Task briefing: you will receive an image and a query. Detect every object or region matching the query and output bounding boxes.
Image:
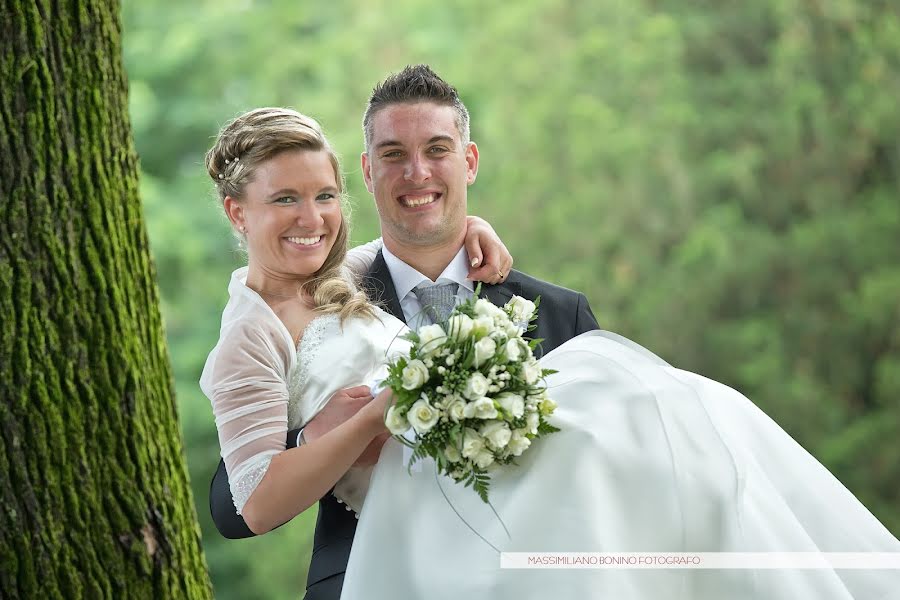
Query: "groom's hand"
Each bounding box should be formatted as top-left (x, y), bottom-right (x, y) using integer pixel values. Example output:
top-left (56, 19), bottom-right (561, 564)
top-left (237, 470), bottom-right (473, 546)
top-left (303, 385), bottom-right (387, 465)
top-left (303, 385), bottom-right (373, 441)
top-left (356, 432), bottom-right (391, 466)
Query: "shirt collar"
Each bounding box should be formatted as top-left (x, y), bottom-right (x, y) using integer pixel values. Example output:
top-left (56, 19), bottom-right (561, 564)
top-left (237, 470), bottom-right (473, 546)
top-left (382, 245), bottom-right (475, 300)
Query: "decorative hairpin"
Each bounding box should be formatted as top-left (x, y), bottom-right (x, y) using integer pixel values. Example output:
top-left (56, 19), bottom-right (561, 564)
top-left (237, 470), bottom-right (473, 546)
top-left (219, 156), bottom-right (240, 180)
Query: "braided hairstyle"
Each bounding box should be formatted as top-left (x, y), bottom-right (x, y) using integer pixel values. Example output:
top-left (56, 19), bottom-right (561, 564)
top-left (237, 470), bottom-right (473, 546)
top-left (206, 107), bottom-right (374, 321)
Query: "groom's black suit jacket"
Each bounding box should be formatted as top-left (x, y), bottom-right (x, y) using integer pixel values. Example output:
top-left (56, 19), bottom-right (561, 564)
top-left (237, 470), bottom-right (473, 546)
top-left (209, 250), bottom-right (599, 599)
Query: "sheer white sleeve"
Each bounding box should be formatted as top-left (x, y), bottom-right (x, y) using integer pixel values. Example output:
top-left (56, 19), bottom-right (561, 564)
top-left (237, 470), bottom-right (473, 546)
top-left (344, 237), bottom-right (382, 277)
top-left (200, 321), bottom-right (293, 515)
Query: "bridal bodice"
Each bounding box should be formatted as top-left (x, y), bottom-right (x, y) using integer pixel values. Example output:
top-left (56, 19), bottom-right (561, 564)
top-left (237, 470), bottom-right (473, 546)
top-left (286, 311), bottom-right (409, 430)
top-left (287, 310), bottom-right (410, 513)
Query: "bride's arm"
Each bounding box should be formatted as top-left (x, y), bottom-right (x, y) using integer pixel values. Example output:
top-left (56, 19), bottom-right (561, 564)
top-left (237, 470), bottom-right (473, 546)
top-left (344, 237), bottom-right (382, 277)
top-left (203, 322), bottom-right (392, 535)
top-left (343, 216), bottom-right (514, 282)
top-left (241, 389), bottom-right (391, 534)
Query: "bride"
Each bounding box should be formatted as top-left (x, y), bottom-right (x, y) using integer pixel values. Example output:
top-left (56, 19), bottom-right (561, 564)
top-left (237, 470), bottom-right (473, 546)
top-left (201, 107), bottom-right (899, 599)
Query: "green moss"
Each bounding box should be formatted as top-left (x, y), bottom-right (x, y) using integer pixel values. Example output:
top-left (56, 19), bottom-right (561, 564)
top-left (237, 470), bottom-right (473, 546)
top-left (0, 1), bottom-right (212, 597)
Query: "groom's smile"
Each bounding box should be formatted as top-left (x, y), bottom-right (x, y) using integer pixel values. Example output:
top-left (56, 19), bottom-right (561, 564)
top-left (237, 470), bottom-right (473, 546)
top-left (398, 190), bottom-right (441, 208)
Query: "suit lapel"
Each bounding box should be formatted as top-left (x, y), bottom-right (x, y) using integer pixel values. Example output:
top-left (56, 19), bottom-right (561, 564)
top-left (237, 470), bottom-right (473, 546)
top-left (361, 250), bottom-right (407, 324)
top-left (479, 280), bottom-right (520, 307)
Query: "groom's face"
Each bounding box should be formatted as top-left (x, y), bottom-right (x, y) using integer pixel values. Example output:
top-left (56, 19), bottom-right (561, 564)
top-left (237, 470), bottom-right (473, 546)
top-left (362, 102), bottom-right (478, 249)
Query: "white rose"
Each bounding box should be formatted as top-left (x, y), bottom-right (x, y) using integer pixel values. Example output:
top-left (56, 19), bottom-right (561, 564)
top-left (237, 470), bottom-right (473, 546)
top-left (385, 405), bottom-right (410, 435)
top-left (496, 392), bottom-right (525, 418)
top-left (463, 372), bottom-right (490, 400)
top-left (504, 339), bottom-right (524, 362)
top-left (472, 315), bottom-right (495, 338)
top-left (479, 420), bottom-right (512, 450)
top-left (504, 319), bottom-right (523, 339)
top-left (539, 395), bottom-right (558, 416)
top-left (506, 296), bottom-right (537, 323)
top-left (463, 397), bottom-right (499, 419)
top-left (522, 360), bottom-right (542, 384)
top-left (508, 430), bottom-right (532, 456)
top-left (474, 298), bottom-right (505, 319)
top-left (401, 359), bottom-right (429, 390)
top-left (407, 397), bottom-right (440, 434)
top-left (447, 399), bottom-right (467, 422)
top-left (444, 444), bottom-right (462, 463)
top-left (490, 331), bottom-right (508, 347)
top-left (528, 388), bottom-right (547, 409)
top-left (525, 410), bottom-right (540, 434)
top-left (447, 314), bottom-right (474, 341)
top-left (473, 449), bottom-right (495, 468)
top-left (473, 337), bottom-right (497, 368)
top-left (461, 428), bottom-right (484, 458)
top-left (417, 324), bottom-right (447, 355)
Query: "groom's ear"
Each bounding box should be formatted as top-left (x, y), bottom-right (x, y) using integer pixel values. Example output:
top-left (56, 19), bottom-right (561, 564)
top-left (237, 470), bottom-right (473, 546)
top-left (361, 152), bottom-right (375, 194)
top-left (465, 142), bottom-right (479, 185)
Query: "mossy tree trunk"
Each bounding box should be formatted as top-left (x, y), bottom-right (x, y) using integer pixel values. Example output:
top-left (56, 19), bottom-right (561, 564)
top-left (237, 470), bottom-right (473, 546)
top-left (0, 1), bottom-right (212, 598)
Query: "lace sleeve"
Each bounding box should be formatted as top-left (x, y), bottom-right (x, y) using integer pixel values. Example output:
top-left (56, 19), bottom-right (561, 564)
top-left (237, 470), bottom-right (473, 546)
top-left (345, 237), bottom-right (383, 277)
top-left (200, 321), bottom-right (292, 515)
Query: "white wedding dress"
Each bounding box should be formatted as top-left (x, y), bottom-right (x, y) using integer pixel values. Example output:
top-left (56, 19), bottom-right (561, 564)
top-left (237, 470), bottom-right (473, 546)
top-left (321, 315), bottom-right (899, 600)
top-left (202, 266), bottom-right (899, 599)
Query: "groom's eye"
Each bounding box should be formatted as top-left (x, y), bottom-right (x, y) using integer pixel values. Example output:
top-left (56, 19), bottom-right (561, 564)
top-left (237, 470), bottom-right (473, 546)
top-left (382, 149), bottom-right (403, 159)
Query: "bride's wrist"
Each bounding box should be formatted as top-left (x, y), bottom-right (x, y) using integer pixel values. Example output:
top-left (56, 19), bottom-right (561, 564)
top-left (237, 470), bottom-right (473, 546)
top-left (356, 403), bottom-right (388, 439)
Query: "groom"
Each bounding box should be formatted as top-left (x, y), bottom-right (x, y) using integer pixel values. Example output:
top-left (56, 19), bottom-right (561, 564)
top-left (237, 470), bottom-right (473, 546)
top-left (209, 65), bottom-right (599, 599)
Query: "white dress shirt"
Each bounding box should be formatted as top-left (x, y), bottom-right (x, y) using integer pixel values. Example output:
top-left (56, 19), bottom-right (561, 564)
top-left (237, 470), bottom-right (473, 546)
top-left (381, 245), bottom-right (475, 329)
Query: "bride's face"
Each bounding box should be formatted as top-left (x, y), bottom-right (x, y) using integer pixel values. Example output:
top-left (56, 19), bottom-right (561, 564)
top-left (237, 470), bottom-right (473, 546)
top-left (226, 149), bottom-right (342, 288)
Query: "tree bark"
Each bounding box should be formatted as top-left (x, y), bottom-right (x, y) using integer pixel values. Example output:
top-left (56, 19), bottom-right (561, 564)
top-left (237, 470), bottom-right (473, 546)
top-left (0, 1), bottom-right (212, 597)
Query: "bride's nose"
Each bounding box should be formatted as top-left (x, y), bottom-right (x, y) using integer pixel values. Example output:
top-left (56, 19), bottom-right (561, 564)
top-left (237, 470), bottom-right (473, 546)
top-left (295, 200), bottom-right (325, 228)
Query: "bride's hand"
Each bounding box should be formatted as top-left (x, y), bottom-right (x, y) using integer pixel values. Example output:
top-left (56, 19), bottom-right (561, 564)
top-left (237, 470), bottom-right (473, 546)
top-left (464, 216), bottom-right (513, 285)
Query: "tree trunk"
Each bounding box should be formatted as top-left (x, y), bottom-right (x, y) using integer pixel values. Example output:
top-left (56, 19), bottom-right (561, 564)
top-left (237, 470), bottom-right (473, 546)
top-left (0, 1), bottom-right (212, 597)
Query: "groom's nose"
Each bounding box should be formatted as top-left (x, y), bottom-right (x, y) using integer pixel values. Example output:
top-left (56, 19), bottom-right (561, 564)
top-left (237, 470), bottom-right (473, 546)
top-left (403, 154), bottom-right (431, 183)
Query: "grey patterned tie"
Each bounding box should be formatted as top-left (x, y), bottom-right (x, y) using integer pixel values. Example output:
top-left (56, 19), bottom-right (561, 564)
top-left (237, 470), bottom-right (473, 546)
top-left (413, 282), bottom-right (458, 323)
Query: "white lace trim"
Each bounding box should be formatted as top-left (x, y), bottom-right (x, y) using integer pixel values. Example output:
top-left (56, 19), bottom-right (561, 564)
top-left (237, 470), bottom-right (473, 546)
top-left (287, 314), bottom-right (340, 428)
top-left (232, 456), bottom-right (273, 515)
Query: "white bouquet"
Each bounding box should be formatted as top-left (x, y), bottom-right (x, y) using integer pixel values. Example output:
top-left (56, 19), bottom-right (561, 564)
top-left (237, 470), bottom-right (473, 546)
top-left (383, 291), bottom-right (559, 502)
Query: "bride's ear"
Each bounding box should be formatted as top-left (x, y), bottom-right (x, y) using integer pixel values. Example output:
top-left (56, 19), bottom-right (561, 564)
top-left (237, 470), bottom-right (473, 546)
top-left (223, 196), bottom-right (246, 232)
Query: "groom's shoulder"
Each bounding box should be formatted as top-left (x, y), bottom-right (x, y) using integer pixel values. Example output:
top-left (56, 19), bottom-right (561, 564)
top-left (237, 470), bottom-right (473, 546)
top-left (505, 269), bottom-right (587, 305)
top-left (502, 269), bottom-right (600, 335)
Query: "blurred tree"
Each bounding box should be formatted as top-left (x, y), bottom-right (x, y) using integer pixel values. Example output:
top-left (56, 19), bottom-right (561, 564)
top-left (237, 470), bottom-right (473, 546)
top-left (0, 1), bottom-right (211, 597)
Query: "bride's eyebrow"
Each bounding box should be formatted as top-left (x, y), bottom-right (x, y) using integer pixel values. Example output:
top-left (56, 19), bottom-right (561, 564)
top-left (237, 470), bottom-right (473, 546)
top-left (268, 187), bottom-right (301, 198)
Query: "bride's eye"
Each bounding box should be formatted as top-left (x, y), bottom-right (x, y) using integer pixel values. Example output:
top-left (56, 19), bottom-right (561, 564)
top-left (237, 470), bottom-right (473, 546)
top-left (316, 193), bottom-right (336, 202)
top-left (274, 196), bottom-right (296, 204)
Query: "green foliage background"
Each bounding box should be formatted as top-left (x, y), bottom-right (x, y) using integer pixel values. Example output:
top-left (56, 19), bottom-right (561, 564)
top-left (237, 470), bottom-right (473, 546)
top-left (122, 1), bottom-right (900, 597)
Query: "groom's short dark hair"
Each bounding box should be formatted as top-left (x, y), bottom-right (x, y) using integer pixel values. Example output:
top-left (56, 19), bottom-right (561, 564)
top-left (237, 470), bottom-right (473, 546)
top-left (363, 64), bottom-right (470, 150)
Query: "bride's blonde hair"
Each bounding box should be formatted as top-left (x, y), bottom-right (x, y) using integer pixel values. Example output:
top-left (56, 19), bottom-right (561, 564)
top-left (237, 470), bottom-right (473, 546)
top-left (206, 107), bottom-right (374, 321)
